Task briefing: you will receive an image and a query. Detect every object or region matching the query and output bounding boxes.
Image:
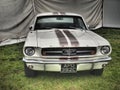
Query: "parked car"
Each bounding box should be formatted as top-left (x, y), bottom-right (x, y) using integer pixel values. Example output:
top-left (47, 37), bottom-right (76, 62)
top-left (23, 12), bottom-right (112, 77)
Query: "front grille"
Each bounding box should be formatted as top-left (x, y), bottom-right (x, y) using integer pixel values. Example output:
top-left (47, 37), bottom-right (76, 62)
top-left (41, 47), bottom-right (97, 56)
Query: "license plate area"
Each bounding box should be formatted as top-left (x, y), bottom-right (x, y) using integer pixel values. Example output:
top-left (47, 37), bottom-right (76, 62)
top-left (61, 64), bottom-right (77, 73)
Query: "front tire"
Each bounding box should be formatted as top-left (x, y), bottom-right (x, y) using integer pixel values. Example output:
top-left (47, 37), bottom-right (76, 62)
top-left (24, 63), bottom-right (38, 77)
top-left (90, 68), bottom-right (104, 76)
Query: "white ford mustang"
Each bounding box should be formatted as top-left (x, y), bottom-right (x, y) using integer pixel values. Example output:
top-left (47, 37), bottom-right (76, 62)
top-left (23, 12), bottom-right (112, 77)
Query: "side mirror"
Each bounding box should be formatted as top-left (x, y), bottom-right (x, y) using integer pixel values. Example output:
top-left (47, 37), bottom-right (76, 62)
top-left (87, 25), bottom-right (94, 30)
top-left (29, 25), bottom-right (33, 30)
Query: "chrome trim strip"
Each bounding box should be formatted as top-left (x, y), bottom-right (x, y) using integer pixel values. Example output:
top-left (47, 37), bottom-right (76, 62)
top-left (23, 57), bottom-right (112, 64)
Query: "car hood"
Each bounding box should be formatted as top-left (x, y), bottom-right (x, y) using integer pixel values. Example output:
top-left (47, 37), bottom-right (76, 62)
top-left (25, 29), bottom-right (110, 48)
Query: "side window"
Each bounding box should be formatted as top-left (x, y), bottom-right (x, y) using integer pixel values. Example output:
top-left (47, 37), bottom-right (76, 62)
top-left (78, 18), bottom-right (87, 30)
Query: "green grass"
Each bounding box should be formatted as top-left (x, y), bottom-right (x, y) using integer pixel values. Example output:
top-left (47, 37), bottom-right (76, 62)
top-left (0, 29), bottom-right (120, 90)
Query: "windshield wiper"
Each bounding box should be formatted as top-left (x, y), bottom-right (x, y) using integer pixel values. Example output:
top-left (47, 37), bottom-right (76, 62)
top-left (68, 26), bottom-right (77, 29)
top-left (39, 27), bottom-right (54, 29)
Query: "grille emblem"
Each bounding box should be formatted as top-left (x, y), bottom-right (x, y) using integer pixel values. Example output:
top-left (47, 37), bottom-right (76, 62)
top-left (62, 49), bottom-right (77, 56)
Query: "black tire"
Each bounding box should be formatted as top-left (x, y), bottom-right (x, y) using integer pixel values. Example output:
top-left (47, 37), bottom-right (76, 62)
top-left (24, 63), bottom-right (38, 77)
top-left (90, 68), bottom-right (104, 76)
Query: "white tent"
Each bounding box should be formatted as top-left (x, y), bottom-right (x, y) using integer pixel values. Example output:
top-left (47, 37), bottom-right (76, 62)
top-left (0, 0), bottom-right (120, 46)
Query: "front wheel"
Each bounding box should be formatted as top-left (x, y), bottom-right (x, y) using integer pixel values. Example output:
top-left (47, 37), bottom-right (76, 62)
top-left (24, 63), bottom-right (38, 77)
top-left (90, 68), bottom-right (104, 76)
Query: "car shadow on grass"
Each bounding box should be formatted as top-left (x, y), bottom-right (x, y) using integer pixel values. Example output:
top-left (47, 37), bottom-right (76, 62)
top-left (35, 70), bottom-right (94, 78)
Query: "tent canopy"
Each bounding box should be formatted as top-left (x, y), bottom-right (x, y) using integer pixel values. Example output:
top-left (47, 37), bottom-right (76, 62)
top-left (0, 0), bottom-right (120, 46)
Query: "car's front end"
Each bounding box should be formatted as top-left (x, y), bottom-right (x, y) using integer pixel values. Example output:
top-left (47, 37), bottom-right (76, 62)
top-left (23, 46), bottom-right (111, 72)
top-left (23, 12), bottom-right (112, 77)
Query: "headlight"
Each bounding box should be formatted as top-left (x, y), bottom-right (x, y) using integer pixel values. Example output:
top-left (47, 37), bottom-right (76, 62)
top-left (100, 46), bottom-right (110, 55)
top-left (25, 47), bottom-right (35, 56)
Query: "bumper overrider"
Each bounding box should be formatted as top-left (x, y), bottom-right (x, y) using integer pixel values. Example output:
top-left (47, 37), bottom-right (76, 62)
top-left (23, 56), bottom-right (111, 72)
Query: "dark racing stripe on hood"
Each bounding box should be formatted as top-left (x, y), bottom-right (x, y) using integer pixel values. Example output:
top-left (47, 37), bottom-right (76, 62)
top-left (63, 30), bottom-right (79, 46)
top-left (55, 30), bottom-right (68, 47)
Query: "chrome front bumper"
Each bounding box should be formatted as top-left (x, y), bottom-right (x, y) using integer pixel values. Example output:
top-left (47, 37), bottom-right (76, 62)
top-left (23, 56), bottom-right (111, 72)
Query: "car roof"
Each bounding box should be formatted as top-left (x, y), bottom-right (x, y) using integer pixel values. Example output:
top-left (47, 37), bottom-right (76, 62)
top-left (36, 12), bottom-right (82, 17)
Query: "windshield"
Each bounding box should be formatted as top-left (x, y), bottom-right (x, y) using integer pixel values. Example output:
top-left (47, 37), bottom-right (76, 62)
top-left (34, 16), bottom-right (87, 30)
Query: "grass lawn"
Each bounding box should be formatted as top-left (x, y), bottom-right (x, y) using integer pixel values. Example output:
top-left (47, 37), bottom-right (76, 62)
top-left (0, 29), bottom-right (120, 90)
